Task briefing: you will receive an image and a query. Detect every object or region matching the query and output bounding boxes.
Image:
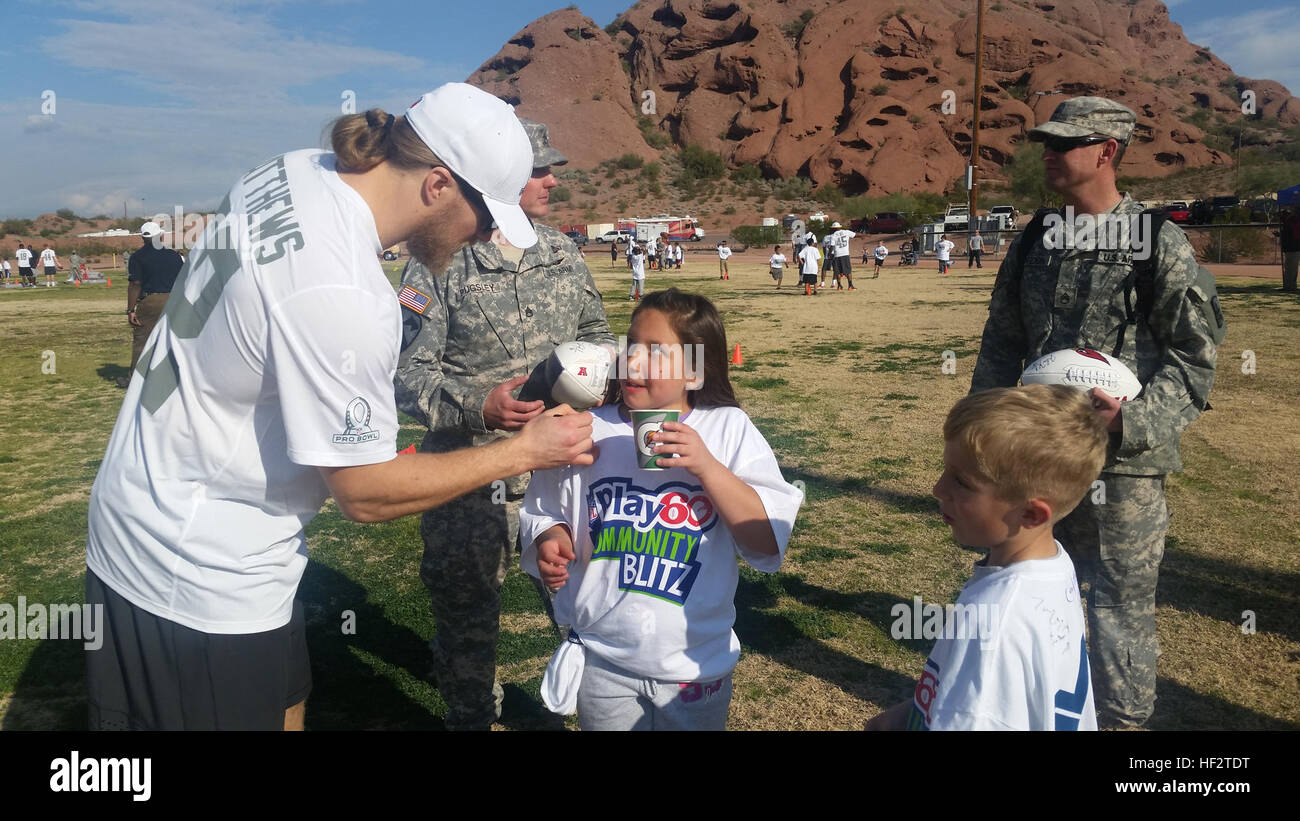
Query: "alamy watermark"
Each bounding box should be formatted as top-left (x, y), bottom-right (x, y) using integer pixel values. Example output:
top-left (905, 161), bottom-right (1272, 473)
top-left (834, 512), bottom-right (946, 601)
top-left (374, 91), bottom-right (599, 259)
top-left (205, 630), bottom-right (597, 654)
top-left (0, 597), bottom-right (104, 650)
top-left (1040, 207), bottom-right (1157, 260)
top-left (891, 595), bottom-right (999, 641)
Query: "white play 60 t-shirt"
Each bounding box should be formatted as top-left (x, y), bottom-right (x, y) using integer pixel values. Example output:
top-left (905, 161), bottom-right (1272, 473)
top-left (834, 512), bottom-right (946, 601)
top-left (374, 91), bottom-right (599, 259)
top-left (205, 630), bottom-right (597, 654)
top-left (87, 150), bottom-right (400, 634)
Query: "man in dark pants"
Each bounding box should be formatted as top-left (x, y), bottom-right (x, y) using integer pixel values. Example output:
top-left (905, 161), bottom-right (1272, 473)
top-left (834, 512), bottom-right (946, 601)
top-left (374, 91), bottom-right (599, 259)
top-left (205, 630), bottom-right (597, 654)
top-left (1280, 206), bottom-right (1299, 292)
top-left (967, 231), bottom-right (983, 268)
top-left (119, 221), bottom-right (185, 387)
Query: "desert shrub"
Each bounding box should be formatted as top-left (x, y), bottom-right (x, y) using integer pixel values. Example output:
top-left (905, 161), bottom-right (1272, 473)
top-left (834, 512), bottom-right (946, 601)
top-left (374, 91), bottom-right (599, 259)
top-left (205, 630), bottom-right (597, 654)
top-left (732, 225), bottom-right (782, 246)
top-left (616, 153), bottom-right (644, 170)
top-left (679, 144), bottom-right (725, 181)
top-left (551, 186), bottom-right (572, 202)
top-left (784, 9), bottom-right (814, 40)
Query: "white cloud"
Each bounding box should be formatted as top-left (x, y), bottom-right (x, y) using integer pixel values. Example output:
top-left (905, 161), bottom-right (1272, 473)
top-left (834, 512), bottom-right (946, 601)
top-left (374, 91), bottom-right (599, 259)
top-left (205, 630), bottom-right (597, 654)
top-left (40, 0), bottom-right (429, 107)
top-left (1186, 7), bottom-right (1300, 97)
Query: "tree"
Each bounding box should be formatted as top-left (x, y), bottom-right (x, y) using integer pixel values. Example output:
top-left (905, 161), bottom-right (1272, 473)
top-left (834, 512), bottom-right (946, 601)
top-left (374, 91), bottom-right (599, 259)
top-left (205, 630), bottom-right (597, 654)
top-left (1006, 142), bottom-right (1060, 208)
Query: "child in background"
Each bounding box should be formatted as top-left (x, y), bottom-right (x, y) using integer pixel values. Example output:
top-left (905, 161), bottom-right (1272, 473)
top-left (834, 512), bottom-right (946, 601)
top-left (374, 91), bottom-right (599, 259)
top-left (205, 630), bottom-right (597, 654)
top-left (520, 288), bottom-right (803, 730)
top-left (768, 245), bottom-right (787, 289)
top-left (717, 241), bottom-right (731, 280)
top-left (866, 384), bottom-right (1106, 731)
top-left (797, 239), bottom-right (821, 296)
top-left (629, 243), bottom-right (646, 301)
top-left (873, 241), bottom-right (888, 278)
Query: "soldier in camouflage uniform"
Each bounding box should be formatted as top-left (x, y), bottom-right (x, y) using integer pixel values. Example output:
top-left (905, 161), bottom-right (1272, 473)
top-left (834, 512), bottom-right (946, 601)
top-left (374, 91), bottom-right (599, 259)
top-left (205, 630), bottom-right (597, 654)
top-left (395, 120), bottom-right (615, 730)
top-left (970, 98), bottom-right (1220, 727)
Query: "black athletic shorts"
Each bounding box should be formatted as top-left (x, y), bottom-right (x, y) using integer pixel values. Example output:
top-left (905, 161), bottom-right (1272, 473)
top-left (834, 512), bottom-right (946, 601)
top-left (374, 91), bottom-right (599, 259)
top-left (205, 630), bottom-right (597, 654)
top-left (85, 569), bottom-right (311, 730)
top-left (833, 256), bottom-right (852, 275)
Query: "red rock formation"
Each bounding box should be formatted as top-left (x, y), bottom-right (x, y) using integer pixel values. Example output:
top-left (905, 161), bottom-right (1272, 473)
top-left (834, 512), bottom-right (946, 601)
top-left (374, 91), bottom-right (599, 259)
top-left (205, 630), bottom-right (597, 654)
top-left (468, 0), bottom-right (1297, 194)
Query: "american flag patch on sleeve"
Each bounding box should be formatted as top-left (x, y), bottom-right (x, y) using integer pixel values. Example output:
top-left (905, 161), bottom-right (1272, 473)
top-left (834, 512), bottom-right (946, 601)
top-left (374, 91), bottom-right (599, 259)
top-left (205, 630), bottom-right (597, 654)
top-left (398, 286), bottom-right (431, 314)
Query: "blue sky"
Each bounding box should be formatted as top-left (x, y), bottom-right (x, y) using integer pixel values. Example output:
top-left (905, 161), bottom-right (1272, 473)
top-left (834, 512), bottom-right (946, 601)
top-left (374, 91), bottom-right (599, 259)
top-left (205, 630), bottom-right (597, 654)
top-left (1, 0), bottom-right (1295, 218)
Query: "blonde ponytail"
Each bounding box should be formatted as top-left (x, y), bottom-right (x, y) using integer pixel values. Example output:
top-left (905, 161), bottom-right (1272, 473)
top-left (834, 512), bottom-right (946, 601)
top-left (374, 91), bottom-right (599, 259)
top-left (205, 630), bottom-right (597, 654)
top-left (330, 107), bottom-right (442, 173)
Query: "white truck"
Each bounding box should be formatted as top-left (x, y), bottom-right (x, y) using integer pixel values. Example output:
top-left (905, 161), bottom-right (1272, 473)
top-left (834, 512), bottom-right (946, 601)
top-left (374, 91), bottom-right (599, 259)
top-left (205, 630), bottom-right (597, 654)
top-left (943, 205), bottom-right (969, 233)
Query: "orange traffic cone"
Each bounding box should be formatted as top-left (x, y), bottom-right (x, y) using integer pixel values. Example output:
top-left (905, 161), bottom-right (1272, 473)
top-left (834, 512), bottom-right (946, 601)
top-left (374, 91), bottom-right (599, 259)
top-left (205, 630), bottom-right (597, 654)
top-left (73, 279), bottom-right (80, 287)
top-left (730, 343), bottom-right (743, 366)
top-left (106, 277), bottom-right (112, 287)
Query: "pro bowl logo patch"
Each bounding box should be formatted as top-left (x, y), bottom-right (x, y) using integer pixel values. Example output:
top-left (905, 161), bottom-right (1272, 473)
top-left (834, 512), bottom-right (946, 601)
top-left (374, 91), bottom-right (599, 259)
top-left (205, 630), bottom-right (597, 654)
top-left (333, 396), bottom-right (381, 444)
top-left (585, 477), bottom-right (718, 606)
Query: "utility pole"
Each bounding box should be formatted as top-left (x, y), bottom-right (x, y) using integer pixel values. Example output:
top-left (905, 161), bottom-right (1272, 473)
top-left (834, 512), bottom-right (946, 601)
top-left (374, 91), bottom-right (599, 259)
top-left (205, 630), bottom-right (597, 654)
top-left (969, 0), bottom-right (985, 229)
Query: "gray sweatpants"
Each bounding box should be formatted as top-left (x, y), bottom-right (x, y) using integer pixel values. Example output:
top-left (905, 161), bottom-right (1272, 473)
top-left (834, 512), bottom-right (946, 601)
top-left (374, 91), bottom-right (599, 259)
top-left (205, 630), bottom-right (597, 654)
top-left (577, 652), bottom-right (732, 731)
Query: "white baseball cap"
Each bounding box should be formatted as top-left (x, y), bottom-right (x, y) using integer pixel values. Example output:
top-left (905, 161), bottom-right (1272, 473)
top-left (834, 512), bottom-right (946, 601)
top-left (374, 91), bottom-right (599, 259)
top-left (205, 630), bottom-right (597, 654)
top-left (404, 83), bottom-right (537, 249)
top-left (831, 221), bottom-right (842, 228)
top-left (140, 221), bottom-right (163, 237)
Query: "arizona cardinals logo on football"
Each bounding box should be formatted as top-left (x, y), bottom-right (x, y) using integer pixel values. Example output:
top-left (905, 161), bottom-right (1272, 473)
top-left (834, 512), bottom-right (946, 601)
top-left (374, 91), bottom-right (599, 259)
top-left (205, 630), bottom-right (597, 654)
top-left (1075, 348), bottom-right (1110, 363)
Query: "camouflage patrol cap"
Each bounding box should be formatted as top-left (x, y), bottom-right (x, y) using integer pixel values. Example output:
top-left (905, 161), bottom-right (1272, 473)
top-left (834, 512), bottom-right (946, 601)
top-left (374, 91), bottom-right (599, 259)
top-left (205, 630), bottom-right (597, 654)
top-left (519, 119), bottom-right (568, 168)
top-left (1028, 96), bottom-right (1136, 143)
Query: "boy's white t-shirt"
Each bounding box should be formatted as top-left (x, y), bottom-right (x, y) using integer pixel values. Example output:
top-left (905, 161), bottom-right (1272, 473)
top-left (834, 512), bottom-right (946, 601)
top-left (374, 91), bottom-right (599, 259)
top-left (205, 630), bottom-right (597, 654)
top-left (874, 244), bottom-right (888, 260)
top-left (908, 543), bottom-right (1097, 731)
top-left (830, 229), bottom-right (855, 257)
top-left (936, 240), bottom-right (955, 261)
top-left (798, 245), bottom-right (821, 274)
top-left (16, 248), bottom-right (32, 267)
top-left (717, 245), bottom-right (732, 260)
top-left (630, 253), bottom-right (646, 278)
top-left (769, 253), bottom-right (786, 269)
top-left (86, 149), bottom-right (400, 634)
top-left (520, 404), bottom-right (803, 682)
top-left (40, 248), bottom-right (57, 266)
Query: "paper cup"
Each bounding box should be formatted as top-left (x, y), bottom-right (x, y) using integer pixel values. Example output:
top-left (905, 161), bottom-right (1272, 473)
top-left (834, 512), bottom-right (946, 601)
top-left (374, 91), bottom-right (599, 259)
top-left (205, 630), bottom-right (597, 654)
top-left (632, 409), bottom-right (680, 470)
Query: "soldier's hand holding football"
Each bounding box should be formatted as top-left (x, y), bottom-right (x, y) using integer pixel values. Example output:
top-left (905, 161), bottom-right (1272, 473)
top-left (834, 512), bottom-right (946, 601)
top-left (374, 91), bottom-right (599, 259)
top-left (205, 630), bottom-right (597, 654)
top-left (483, 375), bottom-right (545, 431)
top-left (1089, 388), bottom-right (1123, 433)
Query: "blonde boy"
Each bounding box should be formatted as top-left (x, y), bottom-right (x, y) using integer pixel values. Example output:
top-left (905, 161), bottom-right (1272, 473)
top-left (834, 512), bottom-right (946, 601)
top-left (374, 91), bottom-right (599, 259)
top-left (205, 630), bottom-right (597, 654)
top-left (867, 385), bottom-right (1108, 731)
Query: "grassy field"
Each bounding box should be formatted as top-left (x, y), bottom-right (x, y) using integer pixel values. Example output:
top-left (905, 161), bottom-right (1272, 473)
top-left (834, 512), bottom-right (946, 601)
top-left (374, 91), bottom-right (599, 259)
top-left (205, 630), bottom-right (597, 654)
top-left (1, 254), bottom-right (1297, 731)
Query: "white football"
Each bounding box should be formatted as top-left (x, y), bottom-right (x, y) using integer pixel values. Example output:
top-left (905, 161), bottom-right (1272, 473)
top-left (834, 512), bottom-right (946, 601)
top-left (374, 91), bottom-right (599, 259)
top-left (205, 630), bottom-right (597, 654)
top-left (1020, 348), bottom-right (1143, 401)
top-left (545, 341), bottom-right (612, 410)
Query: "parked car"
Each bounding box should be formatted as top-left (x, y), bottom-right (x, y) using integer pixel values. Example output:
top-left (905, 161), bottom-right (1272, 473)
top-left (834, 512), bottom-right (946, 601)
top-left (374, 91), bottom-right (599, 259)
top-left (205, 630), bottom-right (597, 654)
top-left (598, 229), bottom-right (633, 243)
top-left (564, 230), bottom-right (588, 246)
top-left (988, 205), bottom-right (1019, 228)
top-left (1162, 202), bottom-right (1191, 223)
top-left (868, 212), bottom-right (908, 233)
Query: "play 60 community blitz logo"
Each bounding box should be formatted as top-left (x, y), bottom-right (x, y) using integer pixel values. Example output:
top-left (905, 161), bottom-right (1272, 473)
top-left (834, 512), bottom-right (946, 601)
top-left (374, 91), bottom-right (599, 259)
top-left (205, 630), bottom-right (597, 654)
top-left (586, 477), bottom-right (718, 605)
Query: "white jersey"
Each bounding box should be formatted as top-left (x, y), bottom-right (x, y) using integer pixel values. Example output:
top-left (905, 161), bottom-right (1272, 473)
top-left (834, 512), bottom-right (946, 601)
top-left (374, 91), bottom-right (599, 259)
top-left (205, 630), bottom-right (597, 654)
top-left (874, 244), bottom-right (888, 261)
top-left (936, 240), bottom-right (955, 261)
top-left (87, 150), bottom-right (400, 634)
top-left (16, 248), bottom-right (32, 267)
top-left (830, 229), bottom-right (855, 257)
top-left (2, 260), bottom-right (10, 272)
top-left (768, 253), bottom-right (786, 270)
top-left (40, 249), bottom-right (57, 266)
top-left (717, 245), bottom-right (732, 260)
top-left (645, 238), bottom-right (657, 256)
top-left (798, 244), bottom-right (821, 274)
top-left (520, 404), bottom-right (802, 681)
top-left (908, 543), bottom-right (1097, 731)
top-left (630, 252), bottom-right (645, 278)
